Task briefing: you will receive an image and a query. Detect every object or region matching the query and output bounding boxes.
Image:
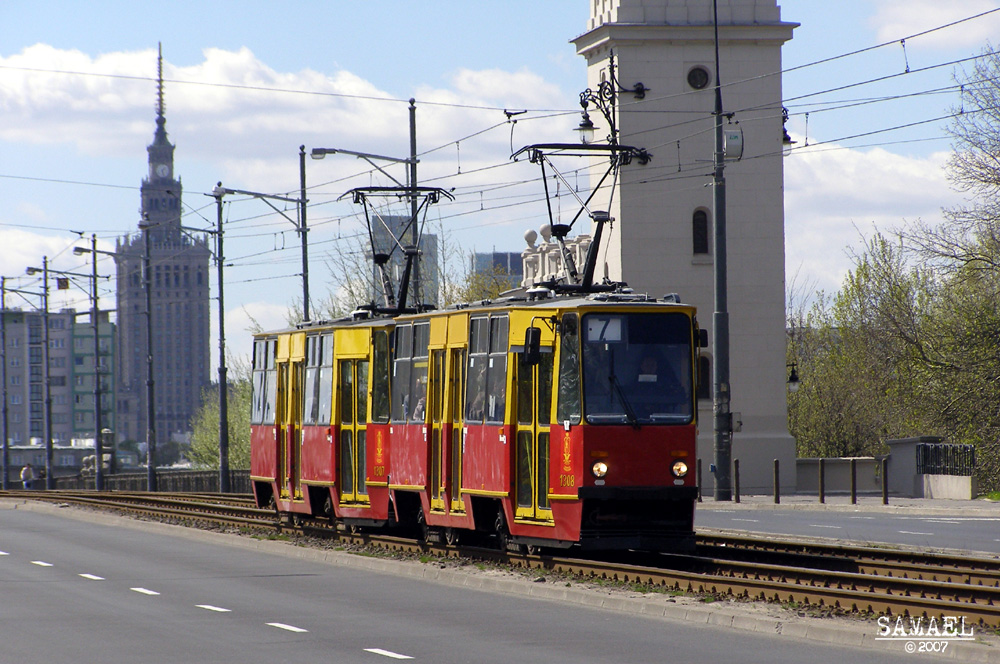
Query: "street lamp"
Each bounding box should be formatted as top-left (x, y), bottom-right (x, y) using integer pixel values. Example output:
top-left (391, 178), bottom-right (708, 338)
top-left (35, 255), bottom-right (111, 491)
top-left (576, 50), bottom-right (648, 148)
top-left (212, 184), bottom-right (307, 320)
top-left (311, 101), bottom-right (423, 309)
top-left (201, 185), bottom-right (230, 492)
top-left (73, 235), bottom-right (114, 490)
top-left (24, 259), bottom-right (54, 490)
top-left (0, 279), bottom-right (53, 490)
top-left (786, 363), bottom-right (800, 393)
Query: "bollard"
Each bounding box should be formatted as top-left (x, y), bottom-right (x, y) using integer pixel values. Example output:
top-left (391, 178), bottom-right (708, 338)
top-left (850, 458), bottom-right (857, 505)
top-left (734, 459), bottom-right (740, 504)
top-left (773, 458), bottom-right (780, 504)
top-left (881, 457), bottom-right (889, 505)
top-left (697, 458), bottom-right (703, 503)
top-left (818, 458), bottom-right (825, 504)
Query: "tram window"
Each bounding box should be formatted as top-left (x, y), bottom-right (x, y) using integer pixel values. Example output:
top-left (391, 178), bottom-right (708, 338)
top-left (317, 334), bottom-right (334, 424)
top-left (262, 364), bottom-right (277, 424)
top-left (340, 360), bottom-right (354, 424)
top-left (371, 330), bottom-right (390, 423)
top-left (408, 322), bottom-right (430, 423)
top-left (252, 338), bottom-right (277, 425)
top-left (357, 360), bottom-right (369, 423)
top-left (485, 317), bottom-right (508, 423)
top-left (581, 312), bottom-right (693, 424)
top-left (391, 324), bottom-right (412, 422)
top-left (251, 340), bottom-right (266, 424)
top-left (303, 335), bottom-right (321, 424)
top-left (538, 352), bottom-right (553, 426)
top-left (517, 353), bottom-right (533, 425)
top-left (465, 318), bottom-right (488, 422)
top-left (555, 314), bottom-right (581, 425)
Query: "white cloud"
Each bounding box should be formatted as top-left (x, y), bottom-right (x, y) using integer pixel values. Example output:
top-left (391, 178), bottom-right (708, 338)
top-left (870, 1), bottom-right (1000, 50)
top-left (784, 140), bottom-right (963, 295)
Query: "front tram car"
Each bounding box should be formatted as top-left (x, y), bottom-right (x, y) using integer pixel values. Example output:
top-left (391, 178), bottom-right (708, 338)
top-left (435, 295), bottom-right (701, 552)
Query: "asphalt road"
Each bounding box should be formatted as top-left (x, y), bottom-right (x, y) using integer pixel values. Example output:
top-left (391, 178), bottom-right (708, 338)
top-left (0, 502), bottom-right (940, 664)
top-left (695, 497), bottom-right (1000, 555)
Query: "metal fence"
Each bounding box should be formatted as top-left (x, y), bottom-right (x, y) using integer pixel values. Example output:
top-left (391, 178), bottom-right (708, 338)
top-left (915, 443), bottom-right (975, 477)
top-left (56, 469), bottom-right (251, 493)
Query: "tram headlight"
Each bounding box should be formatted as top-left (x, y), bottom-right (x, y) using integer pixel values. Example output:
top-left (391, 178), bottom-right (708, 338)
top-left (591, 461), bottom-right (608, 478)
top-left (671, 460), bottom-right (689, 478)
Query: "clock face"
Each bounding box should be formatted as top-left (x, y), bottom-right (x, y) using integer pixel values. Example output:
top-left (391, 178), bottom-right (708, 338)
top-left (156, 164), bottom-right (170, 178)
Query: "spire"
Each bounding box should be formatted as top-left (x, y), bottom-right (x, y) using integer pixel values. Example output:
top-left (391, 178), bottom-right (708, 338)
top-left (153, 42), bottom-right (169, 145)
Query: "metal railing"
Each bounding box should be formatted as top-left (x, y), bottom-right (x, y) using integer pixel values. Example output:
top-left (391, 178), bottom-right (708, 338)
top-left (916, 443), bottom-right (975, 476)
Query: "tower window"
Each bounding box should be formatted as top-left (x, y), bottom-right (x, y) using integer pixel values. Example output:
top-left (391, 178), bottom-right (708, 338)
top-left (687, 66), bottom-right (711, 90)
top-left (693, 209), bottom-right (710, 255)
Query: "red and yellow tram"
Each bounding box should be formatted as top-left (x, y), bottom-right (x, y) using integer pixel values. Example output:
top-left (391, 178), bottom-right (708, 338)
top-left (250, 293), bottom-right (702, 551)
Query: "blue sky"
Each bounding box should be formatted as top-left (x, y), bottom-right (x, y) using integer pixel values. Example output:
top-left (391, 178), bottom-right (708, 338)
top-left (2, 0), bottom-right (999, 365)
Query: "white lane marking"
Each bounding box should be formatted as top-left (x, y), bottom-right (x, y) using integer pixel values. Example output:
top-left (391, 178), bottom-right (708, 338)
top-left (848, 516), bottom-right (875, 520)
top-left (922, 519), bottom-right (962, 524)
top-left (79, 573), bottom-right (104, 581)
top-left (809, 525), bottom-right (842, 529)
top-left (267, 623), bottom-right (308, 633)
top-left (196, 605), bottom-right (231, 613)
top-left (364, 648), bottom-right (414, 660)
top-left (898, 531), bottom-right (934, 536)
top-left (31, 560), bottom-right (53, 567)
top-left (131, 587), bottom-right (160, 595)
top-left (0, 551), bottom-right (9, 555)
top-left (731, 518), bottom-right (759, 523)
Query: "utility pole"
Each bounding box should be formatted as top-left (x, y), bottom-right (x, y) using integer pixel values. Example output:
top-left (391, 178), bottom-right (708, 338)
top-left (0, 278), bottom-right (7, 490)
top-left (212, 186), bottom-right (230, 492)
top-left (41, 258), bottom-right (53, 490)
top-left (88, 234), bottom-right (104, 492)
top-left (408, 99), bottom-right (420, 306)
top-left (298, 146), bottom-right (310, 322)
top-left (711, 0), bottom-right (733, 501)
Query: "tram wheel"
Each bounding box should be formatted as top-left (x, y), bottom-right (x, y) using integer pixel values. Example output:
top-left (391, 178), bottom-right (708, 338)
top-left (494, 509), bottom-right (511, 552)
top-left (416, 508), bottom-right (430, 543)
top-left (444, 527), bottom-right (460, 546)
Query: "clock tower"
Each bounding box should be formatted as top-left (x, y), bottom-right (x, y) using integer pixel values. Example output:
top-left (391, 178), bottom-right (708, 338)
top-left (141, 43), bottom-right (180, 233)
top-left (115, 44), bottom-right (211, 454)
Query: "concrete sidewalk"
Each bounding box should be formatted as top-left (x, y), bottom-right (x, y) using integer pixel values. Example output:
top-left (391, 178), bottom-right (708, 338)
top-left (695, 492), bottom-right (1000, 516)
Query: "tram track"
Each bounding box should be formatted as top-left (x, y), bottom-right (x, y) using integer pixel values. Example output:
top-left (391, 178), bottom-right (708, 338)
top-left (4, 490), bottom-right (998, 627)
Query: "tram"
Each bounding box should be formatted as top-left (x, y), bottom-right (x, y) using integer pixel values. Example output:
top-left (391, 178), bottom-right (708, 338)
top-left (249, 141), bottom-right (704, 551)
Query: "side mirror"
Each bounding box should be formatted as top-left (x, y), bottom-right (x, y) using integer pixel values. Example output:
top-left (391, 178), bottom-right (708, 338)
top-left (524, 327), bottom-right (541, 366)
top-left (698, 329), bottom-right (709, 348)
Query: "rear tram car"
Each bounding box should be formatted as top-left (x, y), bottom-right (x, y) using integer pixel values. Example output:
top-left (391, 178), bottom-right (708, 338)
top-left (250, 293), bottom-right (702, 551)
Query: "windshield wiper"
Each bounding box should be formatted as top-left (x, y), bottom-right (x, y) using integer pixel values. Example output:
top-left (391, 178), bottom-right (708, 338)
top-left (609, 373), bottom-right (640, 429)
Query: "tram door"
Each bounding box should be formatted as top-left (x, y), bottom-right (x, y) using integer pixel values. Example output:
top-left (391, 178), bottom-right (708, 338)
top-left (430, 350), bottom-right (446, 511)
top-left (278, 359), bottom-right (304, 501)
top-left (449, 348), bottom-right (466, 513)
top-left (514, 349), bottom-right (554, 521)
top-left (339, 359), bottom-right (370, 505)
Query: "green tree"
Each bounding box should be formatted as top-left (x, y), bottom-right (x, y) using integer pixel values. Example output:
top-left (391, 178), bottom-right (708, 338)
top-left (788, 49), bottom-right (1000, 489)
top-left (188, 355), bottom-right (252, 469)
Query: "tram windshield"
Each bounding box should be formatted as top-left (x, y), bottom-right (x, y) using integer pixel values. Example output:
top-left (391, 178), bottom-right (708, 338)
top-left (581, 312), bottom-right (693, 425)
